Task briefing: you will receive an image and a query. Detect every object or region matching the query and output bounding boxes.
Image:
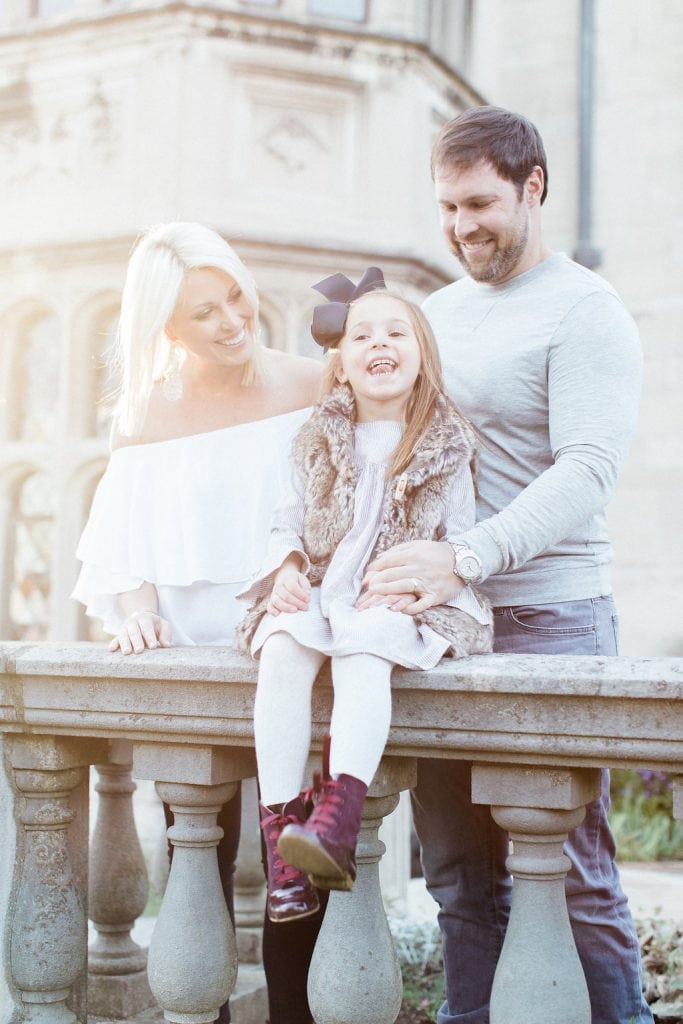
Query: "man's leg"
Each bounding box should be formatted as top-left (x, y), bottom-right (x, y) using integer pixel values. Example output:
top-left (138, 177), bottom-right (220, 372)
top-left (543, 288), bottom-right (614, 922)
top-left (414, 596), bottom-right (651, 1024)
top-left (411, 758), bottom-right (510, 1024)
top-left (495, 596), bottom-right (651, 1024)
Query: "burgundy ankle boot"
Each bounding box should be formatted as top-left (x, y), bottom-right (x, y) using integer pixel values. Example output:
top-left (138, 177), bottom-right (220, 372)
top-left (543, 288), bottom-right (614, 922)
top-left (277, 774), bottom-right (368, 892)
top-left (259, 798), bottom-right (320, 923)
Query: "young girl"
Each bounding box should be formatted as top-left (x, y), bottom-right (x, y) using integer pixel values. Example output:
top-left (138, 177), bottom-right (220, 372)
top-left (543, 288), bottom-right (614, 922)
top-left (236, 268), bottom-right (492, 924)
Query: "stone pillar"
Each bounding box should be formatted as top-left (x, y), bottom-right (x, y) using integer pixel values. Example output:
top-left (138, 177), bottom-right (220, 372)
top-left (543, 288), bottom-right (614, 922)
top-left (233, 776), bottom-right (265, 964)
top-left (307, 756), bottom-right (417, 1024)
top-left (133, 743), bottom-right (256, 1024)
top-left (471, 764), bottom-right (602, 1024)
top-left (7, 736), bottom-right (99, 1024)
top-left (88, 746), bottom-right (154, 1017)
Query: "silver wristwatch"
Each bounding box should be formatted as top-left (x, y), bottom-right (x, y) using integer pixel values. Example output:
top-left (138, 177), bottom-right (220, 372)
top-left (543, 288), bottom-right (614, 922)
top-left (450, 544), bottom-right (483, 585)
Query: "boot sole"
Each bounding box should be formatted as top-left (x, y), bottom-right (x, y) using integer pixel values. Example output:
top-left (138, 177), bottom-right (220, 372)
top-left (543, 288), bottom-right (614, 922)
top-left (278, 832), bottom-right (354, 892)
top-left (267, 902), bottom-right (321, 924)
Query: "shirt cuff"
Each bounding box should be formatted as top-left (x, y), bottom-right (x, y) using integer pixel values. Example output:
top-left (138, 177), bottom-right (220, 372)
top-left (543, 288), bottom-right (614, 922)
top-left (236, 544), bottom-right (310, 604)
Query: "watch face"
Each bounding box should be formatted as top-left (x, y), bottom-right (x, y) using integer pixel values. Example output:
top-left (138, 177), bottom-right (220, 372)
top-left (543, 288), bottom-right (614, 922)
top-left (460, 556), bottom-right (479, 579)
top-left (455, 550), bottom-right (481, 582)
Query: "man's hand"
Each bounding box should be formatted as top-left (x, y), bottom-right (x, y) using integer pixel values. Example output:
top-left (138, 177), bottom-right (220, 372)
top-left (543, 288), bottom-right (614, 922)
top-left (267, 560), bottom-right (311, 616)
top-left (361, 540), bottom-right (464, 614)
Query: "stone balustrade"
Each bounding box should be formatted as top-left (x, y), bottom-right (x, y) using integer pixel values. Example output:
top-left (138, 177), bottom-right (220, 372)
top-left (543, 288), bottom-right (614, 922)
top-left (1, 641), bottom-right (682, 1024)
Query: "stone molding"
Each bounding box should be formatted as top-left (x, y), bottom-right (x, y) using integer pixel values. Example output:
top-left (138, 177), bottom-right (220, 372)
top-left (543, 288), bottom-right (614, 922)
top-left (1, 642), bottom-right (681, 1024)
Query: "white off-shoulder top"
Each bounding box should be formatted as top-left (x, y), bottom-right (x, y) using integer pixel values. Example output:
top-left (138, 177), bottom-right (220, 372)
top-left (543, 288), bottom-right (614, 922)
top-left (72, 408), bottom-right (311, 644)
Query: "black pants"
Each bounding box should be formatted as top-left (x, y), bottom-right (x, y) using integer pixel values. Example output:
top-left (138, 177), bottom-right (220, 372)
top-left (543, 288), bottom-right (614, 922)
top-left (164, 785), bottom-right (327, 1024)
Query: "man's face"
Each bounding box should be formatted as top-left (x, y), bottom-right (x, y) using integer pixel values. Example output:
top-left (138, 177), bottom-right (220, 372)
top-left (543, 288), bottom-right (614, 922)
top-left (434, 160), bottom-right (531, 284)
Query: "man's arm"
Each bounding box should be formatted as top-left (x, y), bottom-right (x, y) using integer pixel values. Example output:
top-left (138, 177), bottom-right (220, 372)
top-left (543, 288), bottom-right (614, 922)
top-left (364, 290), bottom-right (642, 607)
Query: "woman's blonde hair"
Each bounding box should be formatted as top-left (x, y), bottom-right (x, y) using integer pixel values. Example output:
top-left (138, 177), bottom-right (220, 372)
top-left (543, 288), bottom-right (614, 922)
top-left (112, 221), bottom-right (264, 437)
top-left (321, 290), bottom-right (449, 477)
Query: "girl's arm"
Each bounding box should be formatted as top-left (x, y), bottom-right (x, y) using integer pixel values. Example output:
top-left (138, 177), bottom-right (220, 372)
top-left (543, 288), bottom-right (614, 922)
top-left (109, 582), bottom-right (173, 655)
top-left (266, 552), bottom-right (311, 616)
top-left (237, 463), bottom-right (310, 607)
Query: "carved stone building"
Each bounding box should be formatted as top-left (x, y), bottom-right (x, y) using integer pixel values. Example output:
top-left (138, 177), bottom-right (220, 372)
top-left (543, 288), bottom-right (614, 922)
top-left (0, 0), bottom-right (680, 654)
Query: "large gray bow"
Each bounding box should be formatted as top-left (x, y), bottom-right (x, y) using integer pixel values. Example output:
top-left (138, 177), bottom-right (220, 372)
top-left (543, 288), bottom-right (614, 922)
top-left (310, 267), bottom-right (386, 348)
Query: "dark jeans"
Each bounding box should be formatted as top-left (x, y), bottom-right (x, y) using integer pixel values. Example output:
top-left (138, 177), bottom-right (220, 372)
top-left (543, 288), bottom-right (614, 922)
top-left (411, 596), bottom-right (653, 1024)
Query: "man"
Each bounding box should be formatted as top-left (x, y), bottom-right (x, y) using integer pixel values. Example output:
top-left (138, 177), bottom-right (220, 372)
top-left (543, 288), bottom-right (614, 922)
top-left (364, 106), bottom-right (650, 1024)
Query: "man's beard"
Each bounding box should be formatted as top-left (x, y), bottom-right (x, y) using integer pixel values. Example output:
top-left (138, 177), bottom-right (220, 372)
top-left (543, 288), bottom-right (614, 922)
top-left (452, 218), bottom-right (529, 284)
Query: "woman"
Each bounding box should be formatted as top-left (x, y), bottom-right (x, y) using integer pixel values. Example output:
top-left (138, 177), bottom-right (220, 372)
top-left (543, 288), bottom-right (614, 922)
top-left (72, 221), bottom-right (324, 1024)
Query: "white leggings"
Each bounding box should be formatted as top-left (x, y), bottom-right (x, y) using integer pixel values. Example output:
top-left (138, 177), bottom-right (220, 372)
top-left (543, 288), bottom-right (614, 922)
top-left (254, 631), bottom-right (393, 807)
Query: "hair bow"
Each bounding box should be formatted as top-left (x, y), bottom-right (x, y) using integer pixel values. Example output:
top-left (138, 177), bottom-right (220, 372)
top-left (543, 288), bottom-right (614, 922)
top-left (310, 267), bottom-right (386, 349)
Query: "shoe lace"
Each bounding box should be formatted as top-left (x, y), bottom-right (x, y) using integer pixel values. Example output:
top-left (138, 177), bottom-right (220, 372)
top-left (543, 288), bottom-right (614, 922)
top-left (308, 779), bottom-right (345, 831)
top-left (261, 809), bottom-right (306, 886)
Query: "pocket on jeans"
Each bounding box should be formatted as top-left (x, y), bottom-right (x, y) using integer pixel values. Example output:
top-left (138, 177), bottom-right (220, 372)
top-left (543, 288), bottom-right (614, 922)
top-left (507, 603), bottom-right (596, 636)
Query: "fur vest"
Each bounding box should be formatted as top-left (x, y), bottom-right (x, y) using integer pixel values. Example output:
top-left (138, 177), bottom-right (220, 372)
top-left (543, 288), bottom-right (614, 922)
top-left (236, 384), bottom-right (492, 658)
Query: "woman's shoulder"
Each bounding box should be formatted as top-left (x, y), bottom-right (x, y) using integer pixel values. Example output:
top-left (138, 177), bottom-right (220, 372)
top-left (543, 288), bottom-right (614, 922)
top-left (263, 349), bottom-right (322, 405)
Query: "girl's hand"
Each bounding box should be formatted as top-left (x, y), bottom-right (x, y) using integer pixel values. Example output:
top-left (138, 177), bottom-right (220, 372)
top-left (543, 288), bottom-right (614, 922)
top-left (355, 590), bottom-right (418, 612)
top-left (267, 569), bottom-right (311, 616)
top-left (109, 610), bottom-right (173, 655)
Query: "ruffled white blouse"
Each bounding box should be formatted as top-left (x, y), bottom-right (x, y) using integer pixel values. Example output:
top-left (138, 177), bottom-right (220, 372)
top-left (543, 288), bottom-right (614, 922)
top-left (72, 408), bottom-right (311, 644)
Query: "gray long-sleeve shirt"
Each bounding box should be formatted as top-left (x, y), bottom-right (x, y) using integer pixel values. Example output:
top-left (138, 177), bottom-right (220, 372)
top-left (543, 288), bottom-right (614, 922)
top-left (423, 253), bottom-right (642, 606)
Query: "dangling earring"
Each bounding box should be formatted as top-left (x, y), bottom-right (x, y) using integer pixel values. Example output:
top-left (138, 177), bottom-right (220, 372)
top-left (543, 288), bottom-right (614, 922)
top-left (162, 345), bottom-right (184, 401)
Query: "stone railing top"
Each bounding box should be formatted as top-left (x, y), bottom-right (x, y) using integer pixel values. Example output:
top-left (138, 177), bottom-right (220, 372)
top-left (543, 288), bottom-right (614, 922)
top-left (1, 642), bottom-right (682, 773)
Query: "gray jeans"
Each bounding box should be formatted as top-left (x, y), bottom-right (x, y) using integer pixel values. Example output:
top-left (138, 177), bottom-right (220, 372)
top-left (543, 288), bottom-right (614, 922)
top-left (412, 596), bottom-right (652, 1024)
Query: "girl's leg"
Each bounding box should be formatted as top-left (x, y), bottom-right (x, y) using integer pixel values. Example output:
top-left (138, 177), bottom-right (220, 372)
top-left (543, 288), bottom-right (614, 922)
top-left (254, 632), bottom-right (326, 806)
top-left (329, 652), bottom-right (393, 785)
top-left (278, 654), bottom-right (393, 890)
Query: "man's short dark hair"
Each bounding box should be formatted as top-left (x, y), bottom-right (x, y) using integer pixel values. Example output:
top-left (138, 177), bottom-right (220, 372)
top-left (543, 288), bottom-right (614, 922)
top-left (431, 105), bottom-right (549, 205)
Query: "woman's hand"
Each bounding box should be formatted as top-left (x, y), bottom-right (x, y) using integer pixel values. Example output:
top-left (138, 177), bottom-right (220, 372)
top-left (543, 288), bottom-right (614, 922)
top-left (267, 566), bottom-right (311, 616)
top-left (361, 540), bottom-right (464, 615)
top-left (109, 610), bottom-right (173, 655)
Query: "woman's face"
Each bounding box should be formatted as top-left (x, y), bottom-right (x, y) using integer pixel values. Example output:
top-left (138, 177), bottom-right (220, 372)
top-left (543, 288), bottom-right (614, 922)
top-left (166, 267), bottom-right (254, 369)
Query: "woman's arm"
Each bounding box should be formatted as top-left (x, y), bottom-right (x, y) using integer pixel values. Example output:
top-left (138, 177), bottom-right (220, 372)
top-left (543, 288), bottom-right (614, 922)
top-left (109, 582), bottom-right (173, 655)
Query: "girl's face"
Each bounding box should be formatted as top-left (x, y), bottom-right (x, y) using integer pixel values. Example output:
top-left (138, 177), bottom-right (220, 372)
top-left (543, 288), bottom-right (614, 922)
top-left (166, 267), bottom-right (254, 370)
top-left (338, 294), bottom-right (422, 422)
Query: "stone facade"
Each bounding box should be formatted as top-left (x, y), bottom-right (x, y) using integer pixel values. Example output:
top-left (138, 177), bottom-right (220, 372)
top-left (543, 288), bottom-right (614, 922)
top-left (0, 0), bottom-right (680, 655)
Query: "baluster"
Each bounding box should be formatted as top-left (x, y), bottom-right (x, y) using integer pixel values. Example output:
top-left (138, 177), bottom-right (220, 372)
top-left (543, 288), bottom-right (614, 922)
top-left (88, 759), bottom-right (154, 1017)
top-left (148, 780), bottom-right (238, 1024)
top-left (132, 743), bottom-right (256, 1024)
top-left (472, 764), bottom-right (601, 1024)
top-left (10, 765), bottom-right (87, 1024)
top-left (308, 757), bottom-right (416, 1024)
top-left (673, 775), bottom-right (682, 820)
top-left (233, 776), bottom-right (266, 964)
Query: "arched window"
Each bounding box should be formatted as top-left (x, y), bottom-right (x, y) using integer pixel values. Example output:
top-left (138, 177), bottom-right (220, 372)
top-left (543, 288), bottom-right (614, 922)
top-left (91, 313), bottom-right (119, 439)
top-left (14, 313), bottom-right (61, 442)
top-left (299, 313), bottom-right (325, 361)
top-left (77, 467), bottom-right (107, 641)
top-left (9, 472), bottom-right (54, 641)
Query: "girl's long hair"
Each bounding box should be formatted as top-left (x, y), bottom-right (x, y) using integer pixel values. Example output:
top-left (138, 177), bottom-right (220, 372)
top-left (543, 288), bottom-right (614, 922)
top-left (321, 290), bottom-right (451, 477)
top-left (112, 221), bottom-right (264, 438)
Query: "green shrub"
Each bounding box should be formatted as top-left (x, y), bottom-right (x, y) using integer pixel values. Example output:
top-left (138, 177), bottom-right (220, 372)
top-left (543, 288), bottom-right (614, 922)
top-left (610, 770), bottom-right (683, 862)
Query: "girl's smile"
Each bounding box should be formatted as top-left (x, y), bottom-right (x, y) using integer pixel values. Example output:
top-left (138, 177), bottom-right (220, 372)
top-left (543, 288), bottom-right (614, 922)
top-left (338, 294), bottom-right (421, 422)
